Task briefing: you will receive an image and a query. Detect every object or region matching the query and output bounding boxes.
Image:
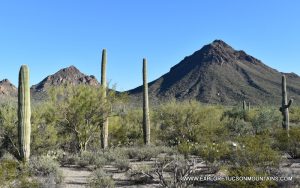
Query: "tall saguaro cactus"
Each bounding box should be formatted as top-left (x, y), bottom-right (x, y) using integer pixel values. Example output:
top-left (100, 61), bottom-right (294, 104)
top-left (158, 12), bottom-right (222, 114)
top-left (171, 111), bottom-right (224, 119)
top-left (243, 100), bottom-right (246, 110)
top-left (279, 75), bottom-right (293, 133)
top-left (143, 58), bottom-right (151, 145)
top-left (18, 65), bottom-right (31, 162)
top-left (101, 49), bottom-right (108, 149)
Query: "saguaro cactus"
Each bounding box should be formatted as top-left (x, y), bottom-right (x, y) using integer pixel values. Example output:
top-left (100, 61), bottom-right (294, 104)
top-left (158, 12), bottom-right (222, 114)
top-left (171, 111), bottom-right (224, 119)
top-left (243, 100), bottom-right (246, 110)
top-left (18, 65), bottom-right (31, 162)
top-left (143, 58), bottom-right (151, 145)
top-left (101, 49), bottom-right (108, 149)
top-left (279, 75), bottom-right (293, 132)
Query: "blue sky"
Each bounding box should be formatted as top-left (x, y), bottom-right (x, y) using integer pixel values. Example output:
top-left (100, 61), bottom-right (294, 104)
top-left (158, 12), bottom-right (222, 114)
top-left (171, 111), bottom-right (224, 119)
top-left (0, 0), bottom-right (299, 91)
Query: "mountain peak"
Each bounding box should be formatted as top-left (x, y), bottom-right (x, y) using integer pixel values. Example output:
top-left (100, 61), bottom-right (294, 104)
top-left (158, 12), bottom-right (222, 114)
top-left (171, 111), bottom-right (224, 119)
top-left (32, 65), bottom-right (99, 92)
top-left (129, 40), bottom-right (300, 105)
top-left (211, 39), bottom-right (230, 46)
top-left (0, 79), bottom-right (17, 96)
top-left (205, 39), bottom-right (235, 52)
top-left (0, 79), bottom-right (12, 84)
top-left (58, 65), bottom-right (81, 75)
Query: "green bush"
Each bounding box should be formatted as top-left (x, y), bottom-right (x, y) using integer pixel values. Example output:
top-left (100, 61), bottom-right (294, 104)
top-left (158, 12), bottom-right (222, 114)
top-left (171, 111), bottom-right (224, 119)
top-left (47, 85), bottom-right (120, 153)
top-left (88, 168), bottom-right (115, 188)
top-left (127, 164), bottom-right (154, 184)
top-left (230, 135), bottom-right (280, 168)
top-left (93, 155), bottom-right (107, 168)
top-left (0, 103), bottom-right (19, 158)
top-left (154, 101), bottom-right (226, 147)
top-left (31, 103), bottom-right (59, 156)
top-left (0, 153), bottom-right (41, 187)
top-left (76, 151), bottom-right (95, 167)
top-left (290, 106), bottom-right (300, 123)
top-left (251, 108), bottom-right (281, 134)
top-left (29, 155), bottom-right (64, 184)
top-left (219, 166), bottom-right (277, 188)
top-left (103, 147), bottom-right (129, 162)
top-left (194, 142), bottom-right (231, 163)
top-left (127, 146), bottom-right (160, 161)
top-left (114, 158), bottom-right (130, 172)
top-left (275, 127), bottom-right (300, 158)
top-left (109, 110), bottom-right (143, 146)
top-left (57, 152), bottom-right (80, 166)
top-left (0, 155), bottom-right (19, 185)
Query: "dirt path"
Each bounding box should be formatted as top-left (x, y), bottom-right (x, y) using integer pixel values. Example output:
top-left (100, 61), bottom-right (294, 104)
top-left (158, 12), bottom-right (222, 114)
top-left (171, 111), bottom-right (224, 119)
top-left (59, 165), bottom-right (160, 188)
top-left (61, 167), bottom-right (91, 188)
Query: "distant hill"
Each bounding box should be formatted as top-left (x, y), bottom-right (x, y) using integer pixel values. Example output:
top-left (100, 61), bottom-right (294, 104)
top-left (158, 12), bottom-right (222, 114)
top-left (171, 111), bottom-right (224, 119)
top-left (0, 79), bottom-right (17, 103)
top-left (31, 65), bottom-right (99, 101)
top-left (128, 40), bottom-right (300, 105)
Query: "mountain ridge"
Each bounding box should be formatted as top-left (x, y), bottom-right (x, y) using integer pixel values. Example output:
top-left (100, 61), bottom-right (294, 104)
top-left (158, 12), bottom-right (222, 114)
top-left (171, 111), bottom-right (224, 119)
top-left (1, 40), bottom-right (299, 105)
top-left (128, 40), bottom-right (300, 105)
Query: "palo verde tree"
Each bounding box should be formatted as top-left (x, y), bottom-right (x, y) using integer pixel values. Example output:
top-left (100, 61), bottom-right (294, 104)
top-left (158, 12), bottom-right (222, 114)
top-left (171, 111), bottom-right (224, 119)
top-left (49, 84), bottom-right (116, 152)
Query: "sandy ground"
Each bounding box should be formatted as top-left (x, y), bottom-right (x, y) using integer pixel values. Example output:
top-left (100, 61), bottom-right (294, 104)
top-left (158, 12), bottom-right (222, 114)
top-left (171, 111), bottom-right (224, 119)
top-left (56, 158), bottom-right (300, 188)
top-left (59, 165), bottom-right (161, 188)
top-left (60, 167), bottom-right (91, 188)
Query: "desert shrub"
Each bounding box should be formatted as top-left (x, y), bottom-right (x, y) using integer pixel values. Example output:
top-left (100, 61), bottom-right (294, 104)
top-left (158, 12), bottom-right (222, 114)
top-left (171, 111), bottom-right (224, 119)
top-left (127, 146), bottom-right (160, 161)
top-left (193, 142), bottom-right (231, 164)
top-left (88, 168), bottom-right (115, 188)
top-left (153, 154), bottom-right (196, 187)
top-left (76, 151), bottom-right (107, 169)
top-left (103, 147), bottom-right (129, 162)
top-left (154, 101), bottom-right (226, 147)
top-left (275, 127), bottom-right (300, 158)
top-left (0, 154), bottom-right (19, 185)
top-left (289, 106), bottom-right (300, 123)
top-left (222, 107), bottom-right (247, 121)
top-left (230, 135), bottom-right (280, 169)
top-left (0, 103), bottom-right (19, 158)
top-left (0, 153), bottom-right (41, 187)
top-left (29, 155), bottom-right (64, 184)
top-left (114, 158), bottom-right (130, 172)
top-left (67, 154), bottom-right (80, 166)
top-left (156, 146), bottom-right (178, 156)
top-left (219, 166), bottom-right (277, 188)
top-left (127, 164), bottom-right (154, 184)
top-left (77, 158), bottom-right (90, 168)
top-left (110, 109), bottom-right (144, 146)
top-left (93, 155), bottom-right (107, 168)
top-left (222, 107), bottom-right (254, 136)
top-left (30, 103), bottom-right (59, 156)
top-left (222, 107), bottom-right (281, 136)
top-left (251, 108), bottom-right (281, 134)
top-left (76, 151), bottom-right (95, 167)
top-left (57, 152), bottom-right (80, 166)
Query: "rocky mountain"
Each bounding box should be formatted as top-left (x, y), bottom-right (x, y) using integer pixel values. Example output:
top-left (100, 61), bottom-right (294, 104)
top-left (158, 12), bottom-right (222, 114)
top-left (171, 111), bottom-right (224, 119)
top-left (128, 40), bottom-right (300, 105)
top-left (31, 66), bottom-right (99, 100)
top-left (0, 79), bottom-right (17, 103)
top-left (31, 65), bottom-right (98, 92)
top-left (0, 79), bottom-right (17, 98)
